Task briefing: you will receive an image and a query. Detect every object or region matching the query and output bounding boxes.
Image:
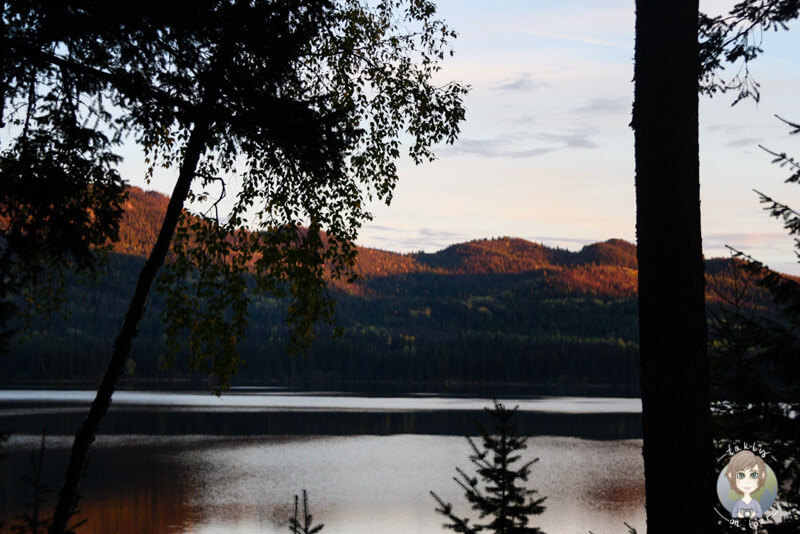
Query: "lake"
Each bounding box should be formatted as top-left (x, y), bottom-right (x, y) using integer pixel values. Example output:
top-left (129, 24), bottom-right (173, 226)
top-left (0, 391), bottom-right (646, 533)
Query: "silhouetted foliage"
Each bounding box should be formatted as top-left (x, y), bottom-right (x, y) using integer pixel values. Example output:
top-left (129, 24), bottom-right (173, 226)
top-left (0, 27), bottom-right (127, 349)
top-left (7, 431), bottom-right (86, 534)
top-left (3, 2), bottom-right (467, 532)
top-left (700, 0), bottom-right (800, 103)
top-left (11, 432), bottom-right (51, 534)
top-left (709, 117), bottom-right (800, 531)
top-left (289, 490), bottom-right (324, 534)
top-left (431, 401), bottom-right (546, 534)
top-left (588, 523), bottom-right (636, 534)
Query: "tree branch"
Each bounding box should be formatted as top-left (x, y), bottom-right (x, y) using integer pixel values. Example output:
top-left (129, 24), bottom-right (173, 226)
top-left (5, 37), bottom-right (196, 118)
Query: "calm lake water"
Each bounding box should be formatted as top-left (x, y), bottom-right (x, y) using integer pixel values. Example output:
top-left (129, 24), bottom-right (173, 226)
top-left (0, 391), bottom-right (646, 534)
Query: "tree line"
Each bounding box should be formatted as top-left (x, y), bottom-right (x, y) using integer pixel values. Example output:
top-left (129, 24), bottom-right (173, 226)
top-left (3, 246), bottom-right (785, 396)
top-left (3, 253), bottom-right (641, 395)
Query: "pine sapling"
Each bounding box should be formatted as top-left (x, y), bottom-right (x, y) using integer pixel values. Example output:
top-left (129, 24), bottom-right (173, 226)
top-left (289, 489), bottom-right (324, 534)
top-left (431, 400), bottom-right (546, 534)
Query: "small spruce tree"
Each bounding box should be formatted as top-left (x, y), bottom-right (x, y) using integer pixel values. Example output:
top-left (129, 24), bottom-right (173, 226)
top-left (10, 431), bottom-right (86, 534)
top-left (12, 433), bottom-right (51, 534)
top-left (431, 400), bottom-right (546, 534)
top-left (289, 490), bottom-right (323, 534)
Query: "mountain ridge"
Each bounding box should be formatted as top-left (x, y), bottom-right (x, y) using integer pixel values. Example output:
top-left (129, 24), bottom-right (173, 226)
top-left (116, 186), bottom-right (639, 278)
top-left (114, 186), bottom-right (768, 301)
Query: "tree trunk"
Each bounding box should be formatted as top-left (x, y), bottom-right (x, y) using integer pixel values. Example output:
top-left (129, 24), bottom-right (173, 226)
top-left (47, 115), bottom-right (211, 534)
top-left (632, 1), bottom-right (716, 532)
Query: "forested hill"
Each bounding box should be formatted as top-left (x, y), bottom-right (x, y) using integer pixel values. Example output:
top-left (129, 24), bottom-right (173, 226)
top-left (1, 188), bottom-right (776, 395)
top-left (115, 187), bottom-right (640, 297)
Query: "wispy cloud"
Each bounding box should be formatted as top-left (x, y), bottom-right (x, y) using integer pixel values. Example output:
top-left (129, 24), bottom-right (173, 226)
top-left (725, 137), bottom-right (762, 148)
top-left (438, 135), bottom-right (549, 159)
top-left (493, 73), bottom-right (549, 93)
top-left (504, 113), bottom-right (537, 126)
top-left (505, 147), bottom-right (560, 158)
top-left (536, 132), bottom-right (599, 149)
top-left (440, 130), bottom-right (598, 159)
top-left (365, 224), bottom-right (399, 233)
top-left (703, 232), bottom-right (798, 272)
top-left (361, 227), bottom-right (468, 252)
top-left (528, 235), bottom-right (597, 251)
top-left (704, 232), bottom-right (789, 250)
top-left (529, 235), bottom-right (597, 246)
top-left (440, 137), bottom-right (557, 159)
top-left (573, 97), bottom-right (628, 116)
top-left (500, 28), bottom-right (629, 50)
top-left (361, 231), bottom-right (619, 255)
top-left (706, 123), bottom-right (746, 133)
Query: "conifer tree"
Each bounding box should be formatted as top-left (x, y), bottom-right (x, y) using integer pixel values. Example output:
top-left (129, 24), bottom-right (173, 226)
top-left (709, 116), bottom-right (800, 532)
top-left (289, 490), bottom-right (324, 534)
top-left (431, 401), bottom-right (546, 534)
top-left (700, 3), bottom-right (800, 531)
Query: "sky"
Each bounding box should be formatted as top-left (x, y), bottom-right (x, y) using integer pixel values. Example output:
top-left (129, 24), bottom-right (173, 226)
top-left (126, 0), bottom-right (800, 275)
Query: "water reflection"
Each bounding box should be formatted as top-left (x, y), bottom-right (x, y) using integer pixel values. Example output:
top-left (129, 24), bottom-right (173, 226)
top-left (0, 438), bottom-right (194, 533)
top-left (0, 394), bottom-right (646, 533)
top-left (1, 435), bottom-right (645, 534)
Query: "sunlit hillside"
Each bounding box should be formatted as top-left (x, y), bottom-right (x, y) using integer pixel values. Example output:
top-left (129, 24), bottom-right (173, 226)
top-left (1, 187), bottom-right (782, 393)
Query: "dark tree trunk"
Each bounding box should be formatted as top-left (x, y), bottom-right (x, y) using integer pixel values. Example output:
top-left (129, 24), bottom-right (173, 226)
top-left (47, 115), bottom-right (211, 534)
top-left (632, 1), bottom-right (716, 532)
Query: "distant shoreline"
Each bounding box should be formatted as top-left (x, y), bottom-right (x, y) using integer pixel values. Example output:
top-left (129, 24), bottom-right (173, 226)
top-left (0, 390), bottom-right (644, 439)
top-left (0, 378), bottom-right (641, 398)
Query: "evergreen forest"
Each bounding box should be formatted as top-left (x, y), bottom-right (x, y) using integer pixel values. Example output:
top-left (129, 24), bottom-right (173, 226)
top-left (2, 188), bottom-right (783, 396)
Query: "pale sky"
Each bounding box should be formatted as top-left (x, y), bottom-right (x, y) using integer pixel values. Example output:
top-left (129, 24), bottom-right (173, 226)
top-left (127, 1), bottom-right (800, 275)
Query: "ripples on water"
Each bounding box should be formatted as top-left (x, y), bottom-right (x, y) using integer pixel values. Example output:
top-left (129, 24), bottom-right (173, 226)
top-left (0, 392), bottom-right (645, 533)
